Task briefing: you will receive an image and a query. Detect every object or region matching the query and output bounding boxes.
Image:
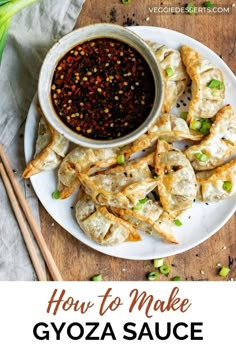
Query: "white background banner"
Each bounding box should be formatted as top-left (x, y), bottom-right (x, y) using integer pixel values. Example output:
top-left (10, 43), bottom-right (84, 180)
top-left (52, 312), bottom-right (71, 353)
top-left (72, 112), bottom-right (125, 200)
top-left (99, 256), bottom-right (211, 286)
top-left (0, 282), bottom-right (235, 353)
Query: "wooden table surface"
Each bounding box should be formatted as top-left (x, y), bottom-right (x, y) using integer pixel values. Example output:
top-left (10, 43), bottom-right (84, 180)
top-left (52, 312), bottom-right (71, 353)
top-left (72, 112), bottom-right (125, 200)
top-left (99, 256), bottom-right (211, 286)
top-left (39, 0), bottom-right (236, 281)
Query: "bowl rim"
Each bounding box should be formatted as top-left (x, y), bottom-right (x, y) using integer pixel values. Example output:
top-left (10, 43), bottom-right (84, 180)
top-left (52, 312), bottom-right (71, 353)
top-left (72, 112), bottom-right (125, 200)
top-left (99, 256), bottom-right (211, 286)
top-left (38, 23), bottom-right (164, 148)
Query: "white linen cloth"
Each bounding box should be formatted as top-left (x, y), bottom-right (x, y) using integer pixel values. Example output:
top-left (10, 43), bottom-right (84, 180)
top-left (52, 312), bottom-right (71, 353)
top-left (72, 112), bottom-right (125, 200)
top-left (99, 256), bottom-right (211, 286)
top-left (0, 0), bottom-right (85, 280)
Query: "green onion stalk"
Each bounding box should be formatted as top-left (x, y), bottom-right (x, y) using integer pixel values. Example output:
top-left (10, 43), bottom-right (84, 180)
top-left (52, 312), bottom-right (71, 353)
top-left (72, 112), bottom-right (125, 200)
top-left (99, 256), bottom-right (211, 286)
top-left (0, 0), bottom-right (39, 63)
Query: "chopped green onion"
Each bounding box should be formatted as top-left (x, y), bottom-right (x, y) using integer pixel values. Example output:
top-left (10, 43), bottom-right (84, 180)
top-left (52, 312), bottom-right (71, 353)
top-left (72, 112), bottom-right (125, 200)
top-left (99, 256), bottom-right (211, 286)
top-left (194, 152), bottom-right (209, 162)
top-left (133, 197), bottom-right (148, 211)
top-left (171, 276), bottom-right (182, 281)
top-left (180, 111), bottom-right (188, 120)
top-left (159, 264), bottom-right (171, 275)
top-left (185, 2), bottom-right (196, 15)
top-left (190, 120), bottom-right (202, 131)
top-left (203, 1), bottom-right (214, 8)
top-left (207, 79), bottom-right (224, 90)
top-left (218, 266), bottom-right (230, 277)
top-left (133, 203), bottom-right (143, 211)
top-left (121, 0), bottom-right (131, 4)
top-left (166, 66), bottom-right (174, 77)
top-left (153, 258), bottom-right (164, 268)
top-left (199, 120), bottom-right (212, 135)
top-left (91, 274), bottom-right (103, 281)
top-left (52, 190), bottom-right (60, 200)
top-left (0, 0), bottom-right (39, 63)
top-left (223, 181), bottom-right (232, 192)
top-left (138, 197), bottom-right (148, 204)
top-left (117, 154), bottom-right (125, 165)
top-left (147, 271), bottom-right (159, 281)
top-left (174, 219), bottom-right (183, 227)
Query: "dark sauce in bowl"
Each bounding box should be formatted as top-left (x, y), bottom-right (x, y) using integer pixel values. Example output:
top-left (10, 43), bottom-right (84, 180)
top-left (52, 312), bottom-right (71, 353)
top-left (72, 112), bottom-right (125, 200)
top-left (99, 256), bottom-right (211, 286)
top-left (51, 38), bottom-right (155, 140)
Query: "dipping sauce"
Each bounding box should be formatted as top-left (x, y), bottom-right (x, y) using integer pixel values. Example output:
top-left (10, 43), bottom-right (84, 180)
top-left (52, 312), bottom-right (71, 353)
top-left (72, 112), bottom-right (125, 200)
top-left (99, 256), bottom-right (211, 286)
top-left (51, 38), bottom-right (155, 140)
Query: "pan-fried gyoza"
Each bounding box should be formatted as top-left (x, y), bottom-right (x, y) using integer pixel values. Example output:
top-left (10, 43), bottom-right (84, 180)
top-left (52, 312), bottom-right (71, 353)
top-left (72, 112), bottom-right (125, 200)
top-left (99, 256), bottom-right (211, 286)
top-left (23, 116), bottom-right (69, 178)
top-left (78, 154), bottom-right (158, 209)
top-left (180, 45), bottom-right (225, 124)
top-left (112, 200), bottom-right (177, 244)
top-left (149, 42), bottom-right (189, 113)
top-left (155, 140), bottom-right (197, 217)
top-left (57, 146), bottom-right (119, 199)
top-left (75, 189), bottom-right (141, 245)
top-left (185, 105), bottom-right (236, 171)
top-left (197, 159), bottom-right (236, 202)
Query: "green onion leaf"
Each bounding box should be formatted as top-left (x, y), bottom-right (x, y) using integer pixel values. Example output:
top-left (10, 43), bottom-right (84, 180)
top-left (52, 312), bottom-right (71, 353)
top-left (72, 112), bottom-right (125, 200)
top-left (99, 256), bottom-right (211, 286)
top-left (159, 264), bottom-right (171, 275)
top-left (121, 0), bottom-right (131, 4)
top-left (203, 1), bottom-right (214, 8)
top-left (117, 154), bottom-right (125, 165)
top-left (194, 152), bottom-right (209, 162)
top-left (138, 197), bottom-right (148, 204)
top-left (147, 271), bottom-right (159, 281)
top-left (174, 219), bottom-right (183, 227)
top-left (180, 111), bottom-right (188, 120)
top-left (190, 120), bottom-right (202, 131)
top-left (207, 79), bottom-right (224, 90)
top-left (0, 0), bottom-right (39, 64)
top-left (166, 66), bottom-right (174, 77)
top-left (133, 203), bottom-right (143, 211)
top-left (52, 190), bottom-right (60, 200)
top-left (199, 120), bottom-right (212, 135)
top-left (185, 2), bottom-right (196, 15)
top-left (91, 274), bottom-right (103, 281)
top-left (171, 276), bottom-right (182, 281)
top-left (218, 266), bottom-right (230, 277)
top-left (223, 181), bottom-right (232, 192)
top-left (153, 258), bottom-right (164, 268)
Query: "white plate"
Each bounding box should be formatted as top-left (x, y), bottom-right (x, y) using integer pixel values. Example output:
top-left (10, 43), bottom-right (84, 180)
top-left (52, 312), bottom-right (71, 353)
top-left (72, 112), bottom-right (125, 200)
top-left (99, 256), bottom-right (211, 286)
top-left (24, 26), bottom-right (236, 260)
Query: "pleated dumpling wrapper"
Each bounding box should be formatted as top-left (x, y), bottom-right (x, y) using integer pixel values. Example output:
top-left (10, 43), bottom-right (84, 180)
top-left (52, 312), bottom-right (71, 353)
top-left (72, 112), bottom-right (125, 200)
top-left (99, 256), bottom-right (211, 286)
top-left (78, 153), bottom-right (158, 209)
top-left (180, 45), bottom-right (225, 124)
top-left (57, 146), bottom-right (119, 199)
top-left (123, 113), bottom-right (202, 159)
top-left (155, 140), bottom-right (197, 217)
top-left (149, 42), bottom-right (189, 113)
top-left (185, 105), bottom-right (236, 171)
top-left (75, 189), bottom-right (141, 245)
top-left (197, 159), bottom-right (236, 202)
top-left (23, 117), bottom-right (69, 178)
top-left (112, 199), bottom-right (177, 244)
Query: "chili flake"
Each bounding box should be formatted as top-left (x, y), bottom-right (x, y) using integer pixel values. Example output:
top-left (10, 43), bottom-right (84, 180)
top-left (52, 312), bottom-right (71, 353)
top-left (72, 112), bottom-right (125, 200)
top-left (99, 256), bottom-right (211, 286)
top-left (51, 38), bottom-right (155, 140)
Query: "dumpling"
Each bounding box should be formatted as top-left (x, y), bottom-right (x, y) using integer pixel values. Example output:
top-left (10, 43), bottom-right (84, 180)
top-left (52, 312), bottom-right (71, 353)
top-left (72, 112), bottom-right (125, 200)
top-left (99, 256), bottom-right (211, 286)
top-left (23, 116), bottom-right (69, 178)
top-left (112, 199), bottom-right (177, 244)
top-left (78, 154), bottom-right (158, 209)
top-left (185, 105), bottom-right (236, 171)
top-left (123, 113), bottom-right (202, 159)
top-left (57, 146), bottom-right (119, 199)
top-left (75, 189), bottom-right (141, 245)
top-left (149, 42), bottom-right (189, 113)
top-left (197, 159), bottom-right (236, 202)
top-left (155, 140), bottom-right (197, 217)
top-left (147, 113), bottom-right (202, 142)
top-left (180, 45), bottom-right (225, 123)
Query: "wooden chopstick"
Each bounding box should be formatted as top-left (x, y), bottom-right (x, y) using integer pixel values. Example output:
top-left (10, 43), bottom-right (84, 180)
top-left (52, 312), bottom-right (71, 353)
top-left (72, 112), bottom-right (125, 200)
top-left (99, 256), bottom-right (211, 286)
top-left (0, 163), bottom-right (47, 281)
top-left (0, 144), bottom-right (63, 281)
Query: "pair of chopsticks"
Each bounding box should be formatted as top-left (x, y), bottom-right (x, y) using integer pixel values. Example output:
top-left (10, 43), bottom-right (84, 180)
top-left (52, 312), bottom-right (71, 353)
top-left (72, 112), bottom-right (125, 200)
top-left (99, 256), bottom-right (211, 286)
top-left (0, 144), bottom-right (63, 281)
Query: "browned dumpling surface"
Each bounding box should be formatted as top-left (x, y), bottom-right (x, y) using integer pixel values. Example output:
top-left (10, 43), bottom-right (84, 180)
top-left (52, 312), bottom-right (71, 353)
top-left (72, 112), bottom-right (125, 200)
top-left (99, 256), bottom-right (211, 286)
top-left (181, 45), bottom-right (225, 123)
top-left (75, 189), bottom-right (141, 245)
top-left (155, 140), bottom-right (197, 217)
top-left (185, 105), bottom-right (236, 171)
top-left (23, 117), bottom-right (69, 178)
top-left (112, 199), bottom-right (177, 244)
top-left (149, 42), bottom-right (189, 113)
top-left (78, 154), bottom-right (158, 209)
top-left (197, 159), bottom-right (236, 202)
top-left (57, 146), bottom-right (119, 199)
